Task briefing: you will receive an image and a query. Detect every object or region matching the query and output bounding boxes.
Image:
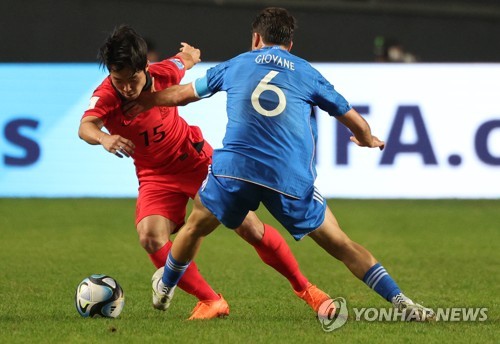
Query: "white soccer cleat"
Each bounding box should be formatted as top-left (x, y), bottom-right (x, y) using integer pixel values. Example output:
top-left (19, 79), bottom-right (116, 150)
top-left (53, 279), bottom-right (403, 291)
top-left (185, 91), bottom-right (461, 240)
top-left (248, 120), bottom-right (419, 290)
top-left (151, 267), bottom-right (176, 311)
top-left (392, 293), bottom-right (436, 321)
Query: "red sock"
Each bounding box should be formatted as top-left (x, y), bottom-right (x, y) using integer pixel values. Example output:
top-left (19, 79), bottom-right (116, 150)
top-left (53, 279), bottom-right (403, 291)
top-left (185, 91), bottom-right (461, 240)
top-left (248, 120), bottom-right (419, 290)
top-left (253, 224), bottom-right (309, 292)
top-left (149, 241), bottom-right (172, 268)
top-left (149, 242), bottom-right (219, 301)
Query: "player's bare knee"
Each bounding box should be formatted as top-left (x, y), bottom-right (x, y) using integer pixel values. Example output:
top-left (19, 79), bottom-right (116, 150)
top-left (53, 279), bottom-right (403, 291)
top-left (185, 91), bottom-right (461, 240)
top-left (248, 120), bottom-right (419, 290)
top-left (136, 226), bottom-right (167, 253)
top-left (138, 230), bottom-right (166, 252)
top-left (138, 235), bottom-right (164, 253)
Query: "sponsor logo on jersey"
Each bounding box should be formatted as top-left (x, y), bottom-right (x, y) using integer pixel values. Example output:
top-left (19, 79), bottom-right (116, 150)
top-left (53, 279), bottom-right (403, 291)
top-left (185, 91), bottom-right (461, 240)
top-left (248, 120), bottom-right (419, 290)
top-left (169, 58), bottom-right (185, 70)
top-left (87, 96), bottom-right (99, 110)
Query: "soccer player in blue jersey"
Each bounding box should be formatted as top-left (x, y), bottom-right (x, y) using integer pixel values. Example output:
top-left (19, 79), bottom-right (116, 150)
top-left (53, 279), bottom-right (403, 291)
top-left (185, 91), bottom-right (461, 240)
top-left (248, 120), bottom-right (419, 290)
top-left (125, 7), bottom-right (435, 321)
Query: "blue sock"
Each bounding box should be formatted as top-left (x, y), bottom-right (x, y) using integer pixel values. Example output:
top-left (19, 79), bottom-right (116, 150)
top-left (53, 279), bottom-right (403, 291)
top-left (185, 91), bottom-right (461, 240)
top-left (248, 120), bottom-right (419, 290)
top-left (363, 263), bottom-right (401, 302)
top-left (162, 251), bottom-right (190, 287)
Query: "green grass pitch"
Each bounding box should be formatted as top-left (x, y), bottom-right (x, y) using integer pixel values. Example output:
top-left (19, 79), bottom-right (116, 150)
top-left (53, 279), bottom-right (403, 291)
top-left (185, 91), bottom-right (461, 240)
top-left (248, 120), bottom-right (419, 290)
top-left (0, 198), bottom-right (498, 343)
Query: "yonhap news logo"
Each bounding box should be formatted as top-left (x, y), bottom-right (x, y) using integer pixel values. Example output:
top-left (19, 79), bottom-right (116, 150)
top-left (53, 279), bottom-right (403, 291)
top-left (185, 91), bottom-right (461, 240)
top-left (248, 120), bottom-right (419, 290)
top-left (317, 297), bottom-right (348, 332)
top-left (317, 298), bottom-right (489, 332)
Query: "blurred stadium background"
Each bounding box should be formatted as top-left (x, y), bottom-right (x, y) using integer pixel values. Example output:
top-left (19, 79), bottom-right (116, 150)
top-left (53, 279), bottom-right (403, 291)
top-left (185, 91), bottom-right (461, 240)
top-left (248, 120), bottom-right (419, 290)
top-left (0, 1), bottom-right (498, 342)
top-left (1, 0), bottom-right (499, 198)
top-left (1, 0), bottom-right (500, 62)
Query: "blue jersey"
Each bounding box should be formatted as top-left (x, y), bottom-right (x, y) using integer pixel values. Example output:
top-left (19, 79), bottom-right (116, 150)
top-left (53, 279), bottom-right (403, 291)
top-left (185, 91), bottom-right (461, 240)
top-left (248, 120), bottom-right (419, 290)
top-left (196, 46), bottom-right (352, 198)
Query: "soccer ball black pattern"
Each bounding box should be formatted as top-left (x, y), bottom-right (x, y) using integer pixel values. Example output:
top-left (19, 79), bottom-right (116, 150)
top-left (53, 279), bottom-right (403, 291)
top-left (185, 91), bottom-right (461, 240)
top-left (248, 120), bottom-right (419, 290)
top-left (75, 274), bottom-right (125, 318)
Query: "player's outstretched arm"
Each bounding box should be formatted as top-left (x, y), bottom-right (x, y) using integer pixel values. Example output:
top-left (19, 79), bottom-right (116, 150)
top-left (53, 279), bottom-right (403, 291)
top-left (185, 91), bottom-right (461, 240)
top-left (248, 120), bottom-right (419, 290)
top-left (336, 108), bottom-right (385, 150)
top-left (123, 83), bottom-right (199, 116)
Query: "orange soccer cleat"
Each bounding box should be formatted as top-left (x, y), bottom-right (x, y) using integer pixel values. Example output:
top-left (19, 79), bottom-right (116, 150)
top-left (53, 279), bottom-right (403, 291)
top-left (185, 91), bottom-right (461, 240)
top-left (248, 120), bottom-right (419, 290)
top-left (187, 294), bottom-right (230, 320)
top-left (294, 283), bottom-right (332, 314)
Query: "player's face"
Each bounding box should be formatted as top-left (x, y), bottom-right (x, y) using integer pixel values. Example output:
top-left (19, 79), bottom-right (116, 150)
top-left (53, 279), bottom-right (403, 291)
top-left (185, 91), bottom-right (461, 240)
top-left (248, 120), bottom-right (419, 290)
top-left (109, 68), bottom-right (147, 101)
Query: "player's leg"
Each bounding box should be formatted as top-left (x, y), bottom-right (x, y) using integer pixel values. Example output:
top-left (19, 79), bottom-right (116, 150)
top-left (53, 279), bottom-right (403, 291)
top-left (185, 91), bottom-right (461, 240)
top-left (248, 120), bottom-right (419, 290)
top-left (308, 207), bottom-right (435, 320)
top-left (234, 213), bottom-right (330, 313)
top-left (266, 187), bottom-right (434, 321)
top-left (144, 137), bottom-right (229, 318)
top-left (153, 194), bottom-right (223, 316)
top-left (155, 173), bottom-right (260, 316)
top-left (144, 215), bottom-right (228, 319)
top-left (136, 214), bottom-right (219, 302)
top-left (234, 213), bottom-right (308, 291)
top-left (307, 208), bottom-right (377, 279)
top-left (136, 214), bottom-right (173, 266)
top-left (136, 184), bottom-right (226, 318)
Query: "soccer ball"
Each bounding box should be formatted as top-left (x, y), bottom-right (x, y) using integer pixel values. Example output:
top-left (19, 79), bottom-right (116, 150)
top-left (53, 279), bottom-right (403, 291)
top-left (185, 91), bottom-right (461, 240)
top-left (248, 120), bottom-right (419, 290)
top-left (75, 274), bottom-right (125, 318)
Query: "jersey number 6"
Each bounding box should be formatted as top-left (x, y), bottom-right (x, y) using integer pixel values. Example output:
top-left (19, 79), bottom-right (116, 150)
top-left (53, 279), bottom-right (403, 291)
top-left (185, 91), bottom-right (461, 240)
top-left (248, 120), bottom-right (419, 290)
top-left (251, 71), bottom-right (287, 117)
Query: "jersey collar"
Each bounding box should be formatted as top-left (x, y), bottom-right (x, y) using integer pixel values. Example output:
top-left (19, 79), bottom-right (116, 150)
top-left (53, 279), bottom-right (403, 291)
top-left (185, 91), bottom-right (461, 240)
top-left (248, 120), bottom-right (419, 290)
top-left (260, 45), bottom-right (282, 50)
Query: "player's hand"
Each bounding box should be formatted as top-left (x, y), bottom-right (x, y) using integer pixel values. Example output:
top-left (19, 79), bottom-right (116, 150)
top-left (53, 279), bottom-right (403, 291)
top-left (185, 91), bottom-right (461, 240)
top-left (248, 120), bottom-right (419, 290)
top-left (179, 42), bottom-right (201, 65)
top-left (350, 135), bottom-right (385, 151)
top-left (100, 134), bottom-right (135, 158)
top-left (122, 91), bottom-right (157, 118)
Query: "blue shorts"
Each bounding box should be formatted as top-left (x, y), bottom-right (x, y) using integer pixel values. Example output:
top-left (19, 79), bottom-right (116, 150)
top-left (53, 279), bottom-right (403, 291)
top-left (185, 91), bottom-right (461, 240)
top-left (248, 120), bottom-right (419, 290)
top-left (199, 170), bottom-right (326, 241)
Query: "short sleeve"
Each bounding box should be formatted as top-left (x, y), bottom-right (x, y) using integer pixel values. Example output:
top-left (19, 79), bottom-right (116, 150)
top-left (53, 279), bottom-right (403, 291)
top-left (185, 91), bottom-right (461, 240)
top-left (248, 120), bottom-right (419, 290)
top-left (205, 61), bottom-right (229, 93)
top-left (82, 90), bottom-right (120, 124)
top-left (150, 57), bottom-right (187, 89)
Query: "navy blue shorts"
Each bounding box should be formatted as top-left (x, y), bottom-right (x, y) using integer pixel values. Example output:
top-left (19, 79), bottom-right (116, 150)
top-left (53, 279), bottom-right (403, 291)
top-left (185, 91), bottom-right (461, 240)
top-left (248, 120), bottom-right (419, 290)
top-left (199, 169), bottom-right (326, 240)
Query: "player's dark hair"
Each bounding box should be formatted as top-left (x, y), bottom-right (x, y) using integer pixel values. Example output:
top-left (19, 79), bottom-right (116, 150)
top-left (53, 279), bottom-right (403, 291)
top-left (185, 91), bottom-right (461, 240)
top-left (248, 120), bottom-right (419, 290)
top-left (98, 25), bottom-right (148, 72)
top-left (252, 7), bottom-right (297, 47)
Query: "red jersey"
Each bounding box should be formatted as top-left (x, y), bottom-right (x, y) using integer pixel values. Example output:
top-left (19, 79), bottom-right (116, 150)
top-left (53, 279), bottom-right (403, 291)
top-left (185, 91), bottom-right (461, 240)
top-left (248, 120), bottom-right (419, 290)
top-left (83, 58), bottom-right (210, 177)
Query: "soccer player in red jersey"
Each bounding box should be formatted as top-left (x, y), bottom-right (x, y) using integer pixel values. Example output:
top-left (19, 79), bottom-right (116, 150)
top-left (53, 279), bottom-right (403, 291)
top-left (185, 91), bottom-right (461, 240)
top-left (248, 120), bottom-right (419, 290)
top-left (78, 25), bottom-right (330, 319)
